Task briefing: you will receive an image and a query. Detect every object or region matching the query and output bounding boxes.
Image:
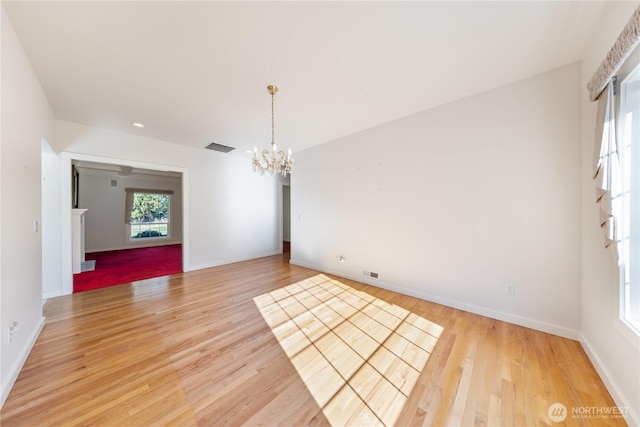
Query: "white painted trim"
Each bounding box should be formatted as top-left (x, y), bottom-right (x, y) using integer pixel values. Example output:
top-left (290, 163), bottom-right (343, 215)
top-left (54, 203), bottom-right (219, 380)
top-left (580, 334), bottom-right (640, 426)
top-left (181, 169), bottom-right (190, 272)
top-left (85, 241), bottom-right (182, 255)
top-left (0, 317), bottom-right (45, 408)
top-left (278, 183), bottom-right (284, 254)
top-left (42, 290), bottom-right (64, 300)
top-left (187, 250), bottom-right (282, 272)
top-left (289, 259), bottom-right (581, 340)
top-left (61, 153), bottom-right (73, 295)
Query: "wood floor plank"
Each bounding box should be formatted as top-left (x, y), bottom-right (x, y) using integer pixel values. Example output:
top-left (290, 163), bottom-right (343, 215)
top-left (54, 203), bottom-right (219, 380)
top-left (0, 254), bottom-right (626, 426)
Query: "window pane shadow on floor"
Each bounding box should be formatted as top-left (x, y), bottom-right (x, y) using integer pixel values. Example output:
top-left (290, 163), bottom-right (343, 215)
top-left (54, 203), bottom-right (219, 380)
top-left (253, 273), bottom-right (443, 426)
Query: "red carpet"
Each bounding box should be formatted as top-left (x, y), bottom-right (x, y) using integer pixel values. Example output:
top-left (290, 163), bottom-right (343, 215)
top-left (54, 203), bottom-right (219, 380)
top-left (73, 244), bottom-right (182, 293)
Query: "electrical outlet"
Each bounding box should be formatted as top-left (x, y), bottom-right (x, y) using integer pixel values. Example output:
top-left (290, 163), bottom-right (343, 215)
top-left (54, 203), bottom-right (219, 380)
top-left (505, 283), bottom-right (515, 295)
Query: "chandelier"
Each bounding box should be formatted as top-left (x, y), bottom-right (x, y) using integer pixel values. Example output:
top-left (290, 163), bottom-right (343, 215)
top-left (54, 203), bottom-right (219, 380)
top-left (252, 85), bottom-right (293, 177)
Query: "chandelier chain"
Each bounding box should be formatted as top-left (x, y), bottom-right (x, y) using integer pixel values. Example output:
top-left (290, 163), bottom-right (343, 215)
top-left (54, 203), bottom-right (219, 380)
top-left (271, 90), bottom-right (275, 146)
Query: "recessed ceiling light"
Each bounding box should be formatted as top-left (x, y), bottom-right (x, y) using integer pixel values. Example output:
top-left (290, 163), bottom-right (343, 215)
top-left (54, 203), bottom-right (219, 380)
top-left (131, 122), bottom-right (145, 128)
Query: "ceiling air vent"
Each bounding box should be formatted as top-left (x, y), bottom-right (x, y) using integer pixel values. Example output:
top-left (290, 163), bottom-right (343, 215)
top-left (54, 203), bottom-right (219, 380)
top-left (205, 142), bottom-right (235, 153)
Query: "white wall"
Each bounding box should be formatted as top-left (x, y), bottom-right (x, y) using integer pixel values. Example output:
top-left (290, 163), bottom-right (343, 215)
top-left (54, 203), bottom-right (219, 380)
top-left (292, 63), bottom-right (582, 338)
top-left (78, 169), bottom-right (183, 252)
top-left (56, 121), bottom-right (281, 274)
top-left (580, 2), bottom-right (640, 424)
top-left (41, 139), bottom-right (62, 299)
top-left (1, 7), bottom-right (55, 405)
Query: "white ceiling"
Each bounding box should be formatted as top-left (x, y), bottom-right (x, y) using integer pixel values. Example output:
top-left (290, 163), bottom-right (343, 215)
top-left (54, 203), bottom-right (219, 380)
top-left (4, 1), bottom-right (612, 157)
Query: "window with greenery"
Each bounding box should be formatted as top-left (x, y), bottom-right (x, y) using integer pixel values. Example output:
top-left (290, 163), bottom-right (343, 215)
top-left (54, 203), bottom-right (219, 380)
top-left (125, 188), bottom-right (173, 240)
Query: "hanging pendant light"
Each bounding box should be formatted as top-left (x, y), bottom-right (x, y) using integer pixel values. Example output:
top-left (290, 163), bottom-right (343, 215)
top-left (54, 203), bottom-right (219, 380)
top-left (252, 85), bottom-right (293, 177)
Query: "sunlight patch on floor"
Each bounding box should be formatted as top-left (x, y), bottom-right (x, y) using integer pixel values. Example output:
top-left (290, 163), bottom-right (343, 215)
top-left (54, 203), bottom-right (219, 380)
top-left (254, 274), bottom-right (443, 426)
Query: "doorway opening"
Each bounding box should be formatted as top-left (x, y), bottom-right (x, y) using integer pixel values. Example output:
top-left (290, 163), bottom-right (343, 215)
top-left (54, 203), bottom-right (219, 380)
top-left (70, 159), bottom-right (185, 292)
top-left (283, 184), bottom-right (291, 253)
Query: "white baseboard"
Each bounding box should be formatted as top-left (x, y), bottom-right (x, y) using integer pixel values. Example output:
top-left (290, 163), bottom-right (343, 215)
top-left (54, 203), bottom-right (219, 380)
top-left (580, 335), bottom-right (640, 427)
top-left (186, 250), bottom-right (283, 272)
top-left (1, 316), bottom-right (45, 408)
top-left (289, 259), bottom-right (581, 340)
top-left (43, 290), bottom-right (64, 300)
top-left (85, 240), bottom-right (183, 254)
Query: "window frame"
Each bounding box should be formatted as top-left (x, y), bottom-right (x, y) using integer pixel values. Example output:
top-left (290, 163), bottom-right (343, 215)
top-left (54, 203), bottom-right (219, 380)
top-left (615, 59), bottom-right (640, 335)
top-left (127, 191), bottom-right (171, 241)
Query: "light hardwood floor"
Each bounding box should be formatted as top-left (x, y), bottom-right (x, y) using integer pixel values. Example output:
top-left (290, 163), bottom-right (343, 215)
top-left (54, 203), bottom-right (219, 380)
top-left (1, 254), bottom-right (625, 426)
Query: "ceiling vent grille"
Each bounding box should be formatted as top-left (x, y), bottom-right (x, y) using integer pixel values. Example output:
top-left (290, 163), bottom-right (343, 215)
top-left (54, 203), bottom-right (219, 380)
top-left (205, 142), bottom-right (235, 153)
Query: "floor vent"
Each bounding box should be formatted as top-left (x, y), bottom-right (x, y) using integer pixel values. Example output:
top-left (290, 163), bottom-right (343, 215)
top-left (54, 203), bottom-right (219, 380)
top-left (205, 142), bottom-right (235, 153)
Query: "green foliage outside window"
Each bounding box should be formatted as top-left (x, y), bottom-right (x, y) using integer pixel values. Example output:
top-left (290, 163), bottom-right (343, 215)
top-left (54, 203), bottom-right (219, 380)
top-left (130, 193), bottom-right (169, 239)
top-left (130, 193), bottom-right (168, 223)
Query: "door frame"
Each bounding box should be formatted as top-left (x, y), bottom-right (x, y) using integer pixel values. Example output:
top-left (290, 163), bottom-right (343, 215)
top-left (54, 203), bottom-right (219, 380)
top-left (60, 152), bottom-right (190, 295)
